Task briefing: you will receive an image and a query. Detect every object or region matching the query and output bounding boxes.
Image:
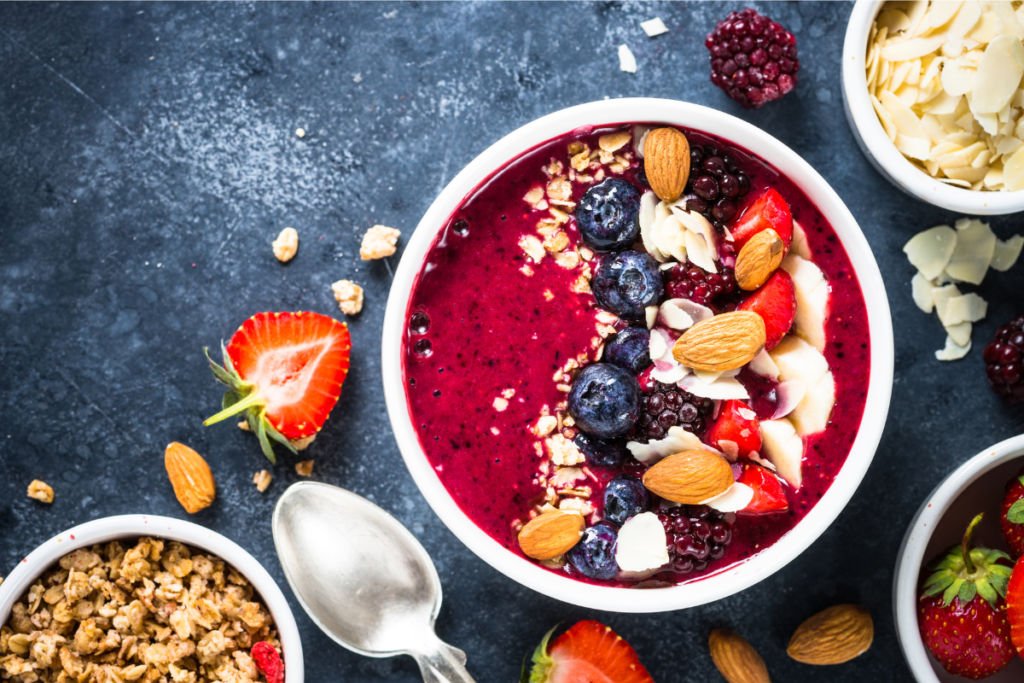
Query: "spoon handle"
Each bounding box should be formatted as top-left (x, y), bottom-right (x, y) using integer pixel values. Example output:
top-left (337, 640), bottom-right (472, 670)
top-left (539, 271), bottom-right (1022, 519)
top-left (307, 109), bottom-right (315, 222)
top-left (414, 639), bottom-right (476, 683)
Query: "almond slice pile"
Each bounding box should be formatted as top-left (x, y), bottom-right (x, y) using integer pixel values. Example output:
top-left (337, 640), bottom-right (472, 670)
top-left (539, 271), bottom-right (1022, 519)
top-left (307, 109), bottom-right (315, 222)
top-left (904, 216), bottom-right (1022, 359)
top-left (867, 0), bottom-right (1024, 191)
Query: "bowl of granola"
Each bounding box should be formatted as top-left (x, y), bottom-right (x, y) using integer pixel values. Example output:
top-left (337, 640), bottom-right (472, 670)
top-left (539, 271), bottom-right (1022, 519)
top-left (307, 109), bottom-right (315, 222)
top-left (382, 98), bottom-right (894, 611)
top-left (0, 515), bottom-right (302, 682)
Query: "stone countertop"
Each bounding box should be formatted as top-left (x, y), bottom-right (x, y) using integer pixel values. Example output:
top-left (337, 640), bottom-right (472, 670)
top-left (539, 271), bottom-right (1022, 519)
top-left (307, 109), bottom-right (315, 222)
top-left (2, 2), bottom-right (1023, 681)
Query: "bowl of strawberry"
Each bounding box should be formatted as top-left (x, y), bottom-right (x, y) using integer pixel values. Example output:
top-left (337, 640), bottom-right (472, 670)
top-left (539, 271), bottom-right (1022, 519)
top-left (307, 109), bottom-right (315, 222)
top-left (383, 98), bottom-right (894, 612)
top-left (895, 434), bottom-right (1024, 682)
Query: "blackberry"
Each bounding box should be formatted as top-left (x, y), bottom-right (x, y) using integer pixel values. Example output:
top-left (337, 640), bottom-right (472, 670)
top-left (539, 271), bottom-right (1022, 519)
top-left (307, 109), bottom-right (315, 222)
top-left (682, 145), bottom-right (752, 232)
top-left (627, 382), bottom-right (714, 443)
top-left (984, 315), bottom-right (1024, 404)
top-left (664, 261), bottom-right (740, 311)
top-left (706, 8), bottom-right (799, 110)
top-left (657, 505), bottom-right (733, 575)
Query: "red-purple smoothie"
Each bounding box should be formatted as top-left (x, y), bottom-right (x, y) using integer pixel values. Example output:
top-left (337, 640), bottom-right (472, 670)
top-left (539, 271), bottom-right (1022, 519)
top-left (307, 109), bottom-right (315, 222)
top-left (402, 124), bottom-right (869, 586)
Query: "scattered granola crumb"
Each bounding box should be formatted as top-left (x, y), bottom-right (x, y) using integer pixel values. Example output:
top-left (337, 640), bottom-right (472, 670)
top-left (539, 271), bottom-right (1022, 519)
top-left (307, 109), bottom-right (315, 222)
top-left (490, 427), bottom-right (501, 436)
top-left (502, 388), bottom-right (516, 399)
top-left (272, 227), bottom-right (299, 262)
top-left (519, 234), bottom-right (546, 262)
top-left (292, 434), bottom-right (316, 451)
top-left (520, 264), bottom-right (535, 276)
top-left (493, 397), bottom-right (509, 412)
top-left (641, 17), bottom-right (669, 37)
top-left (543, 289), bottom-right (555, 302)
top-left (353, 73), bottom-right (363, 83)
top-left (618, 44), bottom-right (637, 73)
top-left (238, 420), bottom-right (250, 431)
top-left (331, 279), bottom-right (364, 315)
top-left (253, 470), bottom-right (273, 493)
top-left (295, 460), bottom-right (314, 477)
top-left (360, 225), bottom-right (400, 260)
top-left (295, 127), bottom-right (306, 138)
top-left (27, 480), bottom-right (53, 504)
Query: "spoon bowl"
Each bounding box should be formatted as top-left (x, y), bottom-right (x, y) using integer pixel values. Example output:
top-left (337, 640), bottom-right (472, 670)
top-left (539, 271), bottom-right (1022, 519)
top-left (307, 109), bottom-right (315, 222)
top-left (273, 482), bottom-right (475, 683)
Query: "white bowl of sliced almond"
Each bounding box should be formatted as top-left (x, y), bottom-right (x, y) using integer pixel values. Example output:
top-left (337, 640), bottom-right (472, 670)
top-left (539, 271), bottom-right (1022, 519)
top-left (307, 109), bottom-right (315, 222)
top-left (843, 0), bottom-right (1024, 213)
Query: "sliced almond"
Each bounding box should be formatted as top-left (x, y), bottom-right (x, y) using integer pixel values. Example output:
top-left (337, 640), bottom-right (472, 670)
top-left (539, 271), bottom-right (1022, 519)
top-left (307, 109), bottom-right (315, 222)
top-left (642, 450), bottom-right (733, 504)
top-left (165, 442), bottom-right (216, 514)
top-left (787, 604), bottom-right (874, 665)
top-left (709, 629), bottom-right (771, 683)
top-left (644, 127), bottom-right (691, 202)
top-left (735, 228), bottom-right (785, 291)
top-left (517, 509), bottom-right (585, 560)
top-left (672, 311), bottom-right (766, 371)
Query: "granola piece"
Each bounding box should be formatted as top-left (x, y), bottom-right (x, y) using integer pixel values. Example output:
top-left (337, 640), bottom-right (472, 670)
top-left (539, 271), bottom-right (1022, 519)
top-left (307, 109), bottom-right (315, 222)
top-left (598, 131), bottom-right (631, 153)
top-left (546, 177), bottom-right (572, 203)
top-left (543, 231), bottom-right (570, 253)
top-left (553, 250), bottom-right (580, 270)
top-left (492, 397), bottom-right (509, 412)
top-left (29, 630), bottom-right (65, 668)
top-left (271, 227), bottom-right (298, 263)
top-left (558, 497), bottom-right (594, 516)
top-left (359, 225), bottom-right (400, 260)
top-left (543, 159), bottom-right (564, 177)
top-left (548, 207), bottom-right (570, 225)
top-left (294, 460), bottom-right (314, 477)
top-left (26, 480), bottom-right (53, 504)
top-left (545, 434), bottom-right (584, 466)
top-left (518, 234), bottom-right (545, 262)
top-left (160, 543), bottom-right (193, 580)
top-left (291, 434), bottom-right (316, 451)
top-left (523, 186), bottom-right (548, 210)
top-left (331, 279), bottom-right (364, 315)
top-left (252, 471), bottom-right (272, 493)
top-left (570, 148), bottom-right (591, 172)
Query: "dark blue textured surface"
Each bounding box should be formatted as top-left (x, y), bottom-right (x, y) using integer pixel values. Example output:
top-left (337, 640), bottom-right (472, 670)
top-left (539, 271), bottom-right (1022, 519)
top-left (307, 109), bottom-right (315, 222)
top-left (2, 3), bottom-right (1024, 681)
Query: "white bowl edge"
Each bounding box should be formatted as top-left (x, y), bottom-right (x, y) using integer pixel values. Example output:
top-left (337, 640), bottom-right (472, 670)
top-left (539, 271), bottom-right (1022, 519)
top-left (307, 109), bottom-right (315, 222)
top-left (842, 0), bottom-right (1024, 215)
top-left (382, 97), bottom-right (895, 612)
top-left (893, 434), bottom-right (1024, 683)
top-left (0, 514), bottom-right (304, 683)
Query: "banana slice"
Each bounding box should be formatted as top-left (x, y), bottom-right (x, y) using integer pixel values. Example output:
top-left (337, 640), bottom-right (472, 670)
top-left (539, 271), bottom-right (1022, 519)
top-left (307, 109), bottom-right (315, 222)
top-left (781, 254), bottom-right (830, 352)
top-left (769, 336), bottom-right (836, 436)
top-left (759, 419), bottom-right (803, 489)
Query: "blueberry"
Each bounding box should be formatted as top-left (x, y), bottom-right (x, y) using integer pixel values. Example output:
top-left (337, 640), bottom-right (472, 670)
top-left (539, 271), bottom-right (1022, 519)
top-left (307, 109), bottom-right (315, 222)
top-left (604, 326), bottom-right (652, 374)
top-left (575, 179), bottom-right (641, 252)
top-left (592, 250), bottom-right (664, 321)
top-left (567, 363), bottom-right (641, 438)
top-left (603, 475), bottom-right (649, 525)
top-left (568, 524), bottom-right (619, 579)
top-left (574, 432), bottom-right (628, 467)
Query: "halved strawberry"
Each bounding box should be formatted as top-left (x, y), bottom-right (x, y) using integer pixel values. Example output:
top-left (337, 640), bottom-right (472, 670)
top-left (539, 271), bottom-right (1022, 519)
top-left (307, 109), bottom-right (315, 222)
top-left (737, 270), bottom-right (796, 350)
top-left (204, 311), bottom-right (351, 462)
top-left (522, 621), bottom-right (653, 683)
top-left (705, 399), bottom-right (761, 458)
top-left (1008, 555), bottom-right (1024, 654)
top-left (737, 463), bottom-right (788, 515)
top-left (1000, 468), bottom-right (1024, 558)
top-left (729, 188), bottom-right (793, 251)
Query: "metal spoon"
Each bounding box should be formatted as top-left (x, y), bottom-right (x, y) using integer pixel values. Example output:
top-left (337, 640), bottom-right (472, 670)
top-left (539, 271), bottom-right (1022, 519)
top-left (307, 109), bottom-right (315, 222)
top-left (272, 481), bottom-right (476, 683)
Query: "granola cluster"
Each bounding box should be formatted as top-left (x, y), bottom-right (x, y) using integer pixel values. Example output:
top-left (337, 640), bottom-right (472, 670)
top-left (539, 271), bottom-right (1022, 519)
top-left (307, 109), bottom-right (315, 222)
top-left (0, 539), bottom-right (279, 683)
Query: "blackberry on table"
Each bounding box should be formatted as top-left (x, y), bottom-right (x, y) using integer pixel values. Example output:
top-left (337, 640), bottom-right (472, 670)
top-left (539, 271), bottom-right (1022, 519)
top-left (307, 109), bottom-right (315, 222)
top-left (984, 315), bottom-right (1024, 404)
top-left (706, 8), bottom-right (799, 110)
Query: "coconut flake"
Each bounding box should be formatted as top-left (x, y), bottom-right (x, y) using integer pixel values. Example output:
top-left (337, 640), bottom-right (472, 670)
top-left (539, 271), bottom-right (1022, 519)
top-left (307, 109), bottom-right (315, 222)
top-left (771, 380), bottom-right (807, 420)
top-left (702, 483), bottom-right (755, 513)
top-left (634, 126), bottom-right (652, 158)
top-left (640, 17), bottom-right (669, 37)
top-left (645, 305), bottom-right (659, 329)
top-left (676, 209), bottom-right (719, 261)
top-left (748, 349), bottom-right (780, 379)
top-left (618, 44), bottom-right (637, 73)
top-left (945, 320), bottom-right (973, 346)
top-left (911, 271), bottom-right (936, 313)
top-left (678, 375), bottom-right (749, 400)
top-left (904, 225), bottom-right (957, 280)
top-left (936, 335), bottom-right (972, 361)
top-left (615, 512), bottom-right (669, 572)
top-left (626, 426), bottom-right (705, 465)
top-left (684, 230), bottom-right (716, 273)
top-left (943, 293), bottom-right (988, 324)
top-left (651, 363), bottom-right (689, 385)
top-left (992, 235), bottom-right (1024, 271)
top-left (659, 299), bottom-right (695, 330)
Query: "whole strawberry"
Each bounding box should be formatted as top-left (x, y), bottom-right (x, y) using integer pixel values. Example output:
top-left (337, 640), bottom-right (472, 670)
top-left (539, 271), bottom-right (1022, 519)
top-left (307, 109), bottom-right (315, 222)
top-left (918, 514), bottom-right (1015, 680)
top-left (1001, 467), bottom-right (1024, 558)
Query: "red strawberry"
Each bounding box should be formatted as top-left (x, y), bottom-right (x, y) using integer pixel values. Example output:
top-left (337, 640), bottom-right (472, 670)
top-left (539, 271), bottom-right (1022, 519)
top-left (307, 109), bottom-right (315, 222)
top-left (251, 642), bottom-right (284, 683)
top-left (728, 188), bottom-right (793, 251)
top-left (1001, 467), bottom-right (1024, 558)
top-left (737, 270), bottom-right (796, 350)
top-left (1007, 555), bottom-right (1024, 653)
top-left (522, 621), bottom-right (654, 683)
top-left (737, 463), bottom-right (788, 514)
top-left (918, 514), bottom-right (1015, 680)
top-left (204, 311), bottom-right (351, 462)
top-left (705, 399), bottom-right (761, 458)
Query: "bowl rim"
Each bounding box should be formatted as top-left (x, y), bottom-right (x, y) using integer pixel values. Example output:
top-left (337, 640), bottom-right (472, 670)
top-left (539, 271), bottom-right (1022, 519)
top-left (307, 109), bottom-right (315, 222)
top-left (841, 0), bottom-right (1024, 215)
top-left (0, 514), bottom-right (304, 682)
top-left (892, 433), bottom-right (1024, 682)
top-left (381, 97), bottom-right (894, 612)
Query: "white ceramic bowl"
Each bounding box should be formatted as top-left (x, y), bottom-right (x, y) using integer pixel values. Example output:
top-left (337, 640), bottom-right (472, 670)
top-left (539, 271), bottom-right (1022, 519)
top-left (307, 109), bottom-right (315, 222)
top-left (894, 434), bottom-right (1024, 682)
top-left (382, 98), bottom-right (895, 612)
top-left (842, 0), bottom-right (1024, 214)
top-left (0, 515), bottom-right (303, 682)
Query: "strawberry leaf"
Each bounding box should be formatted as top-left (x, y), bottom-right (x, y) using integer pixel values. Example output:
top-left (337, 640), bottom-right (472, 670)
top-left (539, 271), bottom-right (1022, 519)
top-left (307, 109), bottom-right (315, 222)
top-left (255, 415), bottom-right (278, 465)
top-left (1008, 499), bottom-right (1024, 524)
top-left (977, 579), bottom-right (998, 605)
top-left (526, 625), bottom-right (559, 683)
top-left (959, 580), bottom-right (978, 605)
top-left (205, 347), bottom-right (236, 386)
top-left (264, 420), bottom-right (298, 455)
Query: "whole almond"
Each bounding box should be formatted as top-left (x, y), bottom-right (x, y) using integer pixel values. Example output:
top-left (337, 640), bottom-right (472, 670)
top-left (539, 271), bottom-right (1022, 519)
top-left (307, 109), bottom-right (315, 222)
top-left (644, 127), bottom-right (691, 202)
top-left (735, 228), bottom-right (785, 291)
top-left (518, 509), bottom-right (585, 560)
top-left (787, 604), bottom-right (874, 665)
top-left (672, 311), bottom-right (766, 371)
top-left (164, 442), bottom-right (216, 514)
top-left (709, 629), bottom-right (771, 683)
top-left (642, 450), bottom-right (733, 504)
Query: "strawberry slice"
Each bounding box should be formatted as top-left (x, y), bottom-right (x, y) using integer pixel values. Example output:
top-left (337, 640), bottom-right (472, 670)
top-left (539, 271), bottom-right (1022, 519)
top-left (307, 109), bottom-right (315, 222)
top-left (729, 188), bottom-right (793, 251)
top-left (523, 621), bottom-right (653, 683)
top-left (705, 399), bottom-right (761, 458)
top-left (204, 311), bottom-right (351, 461)
top-left (737, 270), bottom-right (796, 350)
top-left (737, 463), bottom-right (789, 514)
top-left (1008, 555), bottom-right (1024, 654)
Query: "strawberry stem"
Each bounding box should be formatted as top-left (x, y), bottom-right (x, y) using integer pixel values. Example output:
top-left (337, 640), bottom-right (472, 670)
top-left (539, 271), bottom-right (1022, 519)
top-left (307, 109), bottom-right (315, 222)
top-left (962, 513), bottom-right (984, 575)
top-left (203, 390), bottom-right (265, 426)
